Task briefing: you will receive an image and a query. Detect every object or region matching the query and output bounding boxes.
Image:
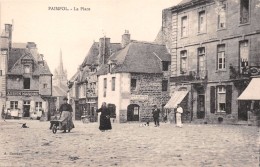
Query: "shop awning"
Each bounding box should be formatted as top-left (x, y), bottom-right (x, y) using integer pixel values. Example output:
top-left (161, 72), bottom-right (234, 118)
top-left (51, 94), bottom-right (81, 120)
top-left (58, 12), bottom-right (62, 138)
top-left (238, 78), bottom-right (260, 100)
top-left (164, 90), bottom-right (189, 108)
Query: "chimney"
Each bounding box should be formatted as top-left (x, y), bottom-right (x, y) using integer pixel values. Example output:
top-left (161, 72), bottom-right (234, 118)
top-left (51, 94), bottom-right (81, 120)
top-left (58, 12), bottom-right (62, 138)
top-left (26, 42), bottom-right (39, 61)
top-left (121, 30), bottom-right (131, 48)
top-left (98, 37), bottom-right (111, 65)
top-left (4, 24), bottom-right (12, 49)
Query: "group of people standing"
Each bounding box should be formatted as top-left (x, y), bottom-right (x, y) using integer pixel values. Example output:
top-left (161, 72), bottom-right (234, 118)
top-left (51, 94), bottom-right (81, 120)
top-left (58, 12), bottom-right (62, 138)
top-left (54, 98), bottom-right (183, 133)
top-left (152, 104), bottom-right (183, 128)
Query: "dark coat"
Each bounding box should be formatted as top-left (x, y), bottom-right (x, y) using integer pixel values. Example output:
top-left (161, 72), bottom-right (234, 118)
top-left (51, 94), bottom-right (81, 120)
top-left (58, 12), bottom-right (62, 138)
top-left (152, 108), bottom-right (160, 118)
top-left (59, 103), bottom-right (73, 112)
top-left (97, 107), bottom-right (112, 131)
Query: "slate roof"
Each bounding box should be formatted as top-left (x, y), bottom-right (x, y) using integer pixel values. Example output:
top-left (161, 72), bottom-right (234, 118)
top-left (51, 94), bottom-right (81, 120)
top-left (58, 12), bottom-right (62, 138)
top-left (96, 41), bottom-right (171, 75)
top-left (8, 48), bottom-right (27, 71)
top-left (81, 42), bottom-right (121, 67)
top-left (81, 42), bottom-right (99, 66)
top-left (8, 48), bottom-right (52, 75)
top-left (167, 0), bottom-right (207, 11)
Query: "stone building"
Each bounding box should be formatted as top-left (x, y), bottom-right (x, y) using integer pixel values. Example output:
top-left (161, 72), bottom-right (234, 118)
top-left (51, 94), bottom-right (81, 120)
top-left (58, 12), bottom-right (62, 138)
top-left (0, 24), bottom-right (11, 116)
top-left (5, 41), bottom-right (52, 119)
top-left (96, 40), bottom-right (171, 123)
top-left (68, 35), bottom-right (122, 121)
top-left (158, 0), bottom-right (260, 124)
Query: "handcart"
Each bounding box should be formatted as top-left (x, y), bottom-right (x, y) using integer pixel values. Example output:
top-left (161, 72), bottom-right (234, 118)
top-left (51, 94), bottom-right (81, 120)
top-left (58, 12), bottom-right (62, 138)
top-left (50, 119), bottom-right (72, 134)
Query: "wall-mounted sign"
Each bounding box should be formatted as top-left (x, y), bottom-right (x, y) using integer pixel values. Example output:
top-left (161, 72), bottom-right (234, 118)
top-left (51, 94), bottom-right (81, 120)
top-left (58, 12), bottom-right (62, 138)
top-left (130, 95), bottom-right (148, 101)
top-left (7, 90), bottom-right (39, 96)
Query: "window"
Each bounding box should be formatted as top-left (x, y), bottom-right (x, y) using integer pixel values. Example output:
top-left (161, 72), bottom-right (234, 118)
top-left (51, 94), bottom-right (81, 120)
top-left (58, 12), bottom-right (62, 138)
top-left (24, 65), bottom-right (30, 73)
top-left (180, 50), bottom-right (187, 74)
top-left (198, 47), bottom-right (206, 75)
top-left (198, 11), bottom-right (206, 33)
top-left (111, 77), bottom-right (115, 91)
top-left (162, 61), bottom-right (169, 71)
top-left (240, 0), bottom-right (249, 24)
top-left (103, 78), bottom-right (107, 97)
top-left (43, 84), bottom-right (47, 88)
top-left (23, 78), bottom-right (30, 89)
top-left (108, 103), bottom-right (116, 118)
top-left (162, 80), bottom-right (168, 91)
top-left (217, 45), bottom-right (226, 70)
top-left (35, 102), bottom-right (42, 111)
top-left (217, 86), bottom-right (226, 113)
top-left (240, 40), bottom-right (249, 73)
top-left (10, 101), bottom-right (18, 109)
top-left (131, 79), bottom-right (137, 90)
top-left (217, 1), bottom-right (227, 29)
top-left (0, 70), bottom-right (2, 76)
top-left (181, 16), bottom-right (188, 37)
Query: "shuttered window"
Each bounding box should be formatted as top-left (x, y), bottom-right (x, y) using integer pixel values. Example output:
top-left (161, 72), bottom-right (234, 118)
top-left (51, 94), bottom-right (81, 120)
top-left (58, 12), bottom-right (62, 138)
top-left (210, 86), bottom-right (216, 113)
top-left (226, 85), bottom-right (232, 114)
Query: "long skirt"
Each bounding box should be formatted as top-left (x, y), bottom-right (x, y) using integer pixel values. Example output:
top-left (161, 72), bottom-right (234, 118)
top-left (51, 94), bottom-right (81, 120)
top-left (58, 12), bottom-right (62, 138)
top-left (59, 111), bottom-right (75, 131)
top-left (176, 113), bottom-right (182, 127)
top-left (99, 115), bottom-right (112, 131)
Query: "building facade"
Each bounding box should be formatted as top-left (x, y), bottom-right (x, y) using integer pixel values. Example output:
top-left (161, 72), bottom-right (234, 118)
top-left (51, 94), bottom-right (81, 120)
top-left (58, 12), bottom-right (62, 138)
top-left (68, 35), bottom-right (122, 121)
top-left (5, 42), bottom-right (52, 119)
top-left (0, 24), bottom-right (11, 117)
top-left (159, 0), bottom-right (260, 124)
top-left (97, 41), bottom-right (171, 123)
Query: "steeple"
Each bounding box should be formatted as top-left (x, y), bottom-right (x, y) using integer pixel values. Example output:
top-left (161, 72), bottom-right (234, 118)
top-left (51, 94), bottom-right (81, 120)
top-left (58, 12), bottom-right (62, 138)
top-left (59, 49), bottom-right (64, 74)
top-left (53, 49), bottom-right (68, 87)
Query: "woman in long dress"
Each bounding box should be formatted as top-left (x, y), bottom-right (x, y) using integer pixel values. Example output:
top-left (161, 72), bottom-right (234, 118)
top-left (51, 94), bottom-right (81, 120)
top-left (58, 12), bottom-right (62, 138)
top-left (96, 102), bottom-right (112, 131)
top-left (59, 97), bottom-right (75, 133)
top-left (176, 103), bottom-right (183, 127)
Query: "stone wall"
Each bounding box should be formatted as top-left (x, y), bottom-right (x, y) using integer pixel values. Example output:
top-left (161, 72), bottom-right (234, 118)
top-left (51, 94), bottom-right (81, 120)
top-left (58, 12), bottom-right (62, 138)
top-left (130, 73), bottom-right (170, 122)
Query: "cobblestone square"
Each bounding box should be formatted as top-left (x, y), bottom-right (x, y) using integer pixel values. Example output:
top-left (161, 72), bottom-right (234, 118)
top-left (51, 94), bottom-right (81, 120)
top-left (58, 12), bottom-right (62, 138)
top-left (0, 120), bottom-right (259, 167)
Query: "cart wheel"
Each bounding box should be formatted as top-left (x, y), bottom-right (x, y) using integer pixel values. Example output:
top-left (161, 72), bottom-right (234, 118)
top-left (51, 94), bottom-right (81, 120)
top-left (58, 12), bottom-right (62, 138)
top-left (52, 125), bottom-right (57, 134)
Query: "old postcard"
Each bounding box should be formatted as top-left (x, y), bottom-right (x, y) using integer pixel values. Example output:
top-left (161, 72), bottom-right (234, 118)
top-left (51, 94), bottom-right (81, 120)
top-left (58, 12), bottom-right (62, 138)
top-left (0, 0), bottom-right (259, 166)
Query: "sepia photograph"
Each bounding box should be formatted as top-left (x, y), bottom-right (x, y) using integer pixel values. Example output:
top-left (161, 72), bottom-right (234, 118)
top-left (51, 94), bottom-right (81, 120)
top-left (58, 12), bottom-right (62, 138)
top-left (0, 0), bottom-right (259, 166)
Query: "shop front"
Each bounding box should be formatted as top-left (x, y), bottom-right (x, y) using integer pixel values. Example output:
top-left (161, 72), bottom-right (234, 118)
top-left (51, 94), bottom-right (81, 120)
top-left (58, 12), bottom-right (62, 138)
top-left (6, 90), bottom-right (47, 119)
top-left (238, 77), bottom-right (260, 126)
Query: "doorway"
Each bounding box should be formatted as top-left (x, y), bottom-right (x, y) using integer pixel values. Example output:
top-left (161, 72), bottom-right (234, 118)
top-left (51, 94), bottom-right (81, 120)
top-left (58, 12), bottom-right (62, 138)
top-left (23, 101), bottom-right (30, 117)
top-left (127, 104), bottom-right (140, 121)
top-left (238, 101), bottom-right (250, 121)
top-left (197, 95), bottom-right (205, 119)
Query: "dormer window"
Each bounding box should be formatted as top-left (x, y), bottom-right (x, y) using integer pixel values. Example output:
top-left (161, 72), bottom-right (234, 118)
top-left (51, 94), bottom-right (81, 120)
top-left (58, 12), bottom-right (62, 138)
top-left (90, 68), bottom-right (96, 72)
top-left (108, 60), bottom-right (117, 73)
top-left (24, 65), bottom-right (30, 73)
top-left (108, 64), bottom-right (115, 73)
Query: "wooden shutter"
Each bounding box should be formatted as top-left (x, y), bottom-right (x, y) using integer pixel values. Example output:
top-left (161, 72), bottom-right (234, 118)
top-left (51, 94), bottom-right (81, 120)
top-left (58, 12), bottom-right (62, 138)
top-left (226, 85), bottom-right (232, 114)
top-left (210, 86), bottom-right (216, 113)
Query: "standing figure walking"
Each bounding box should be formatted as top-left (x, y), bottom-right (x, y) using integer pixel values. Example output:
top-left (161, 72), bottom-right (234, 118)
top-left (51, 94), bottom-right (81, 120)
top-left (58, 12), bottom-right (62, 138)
top-left (152, 105), bottom-right (160, 127)
top-left (96, 102), bottom-right (112, 132)
top-left (59, 97), bottom-right (75, 133)
top-left (176, 103), bottom-right (183, 127)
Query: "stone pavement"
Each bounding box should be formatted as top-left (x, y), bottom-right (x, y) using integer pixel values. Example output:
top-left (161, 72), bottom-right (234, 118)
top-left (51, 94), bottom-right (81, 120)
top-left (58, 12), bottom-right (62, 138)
top-left (0, 120), bottom-right (259, 167)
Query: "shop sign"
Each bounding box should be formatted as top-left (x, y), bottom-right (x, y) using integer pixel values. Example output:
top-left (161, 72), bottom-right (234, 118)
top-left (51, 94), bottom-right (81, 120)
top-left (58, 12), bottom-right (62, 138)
top-left (130, 95), bottom-right (148, 101)
top-left (7, 90), bottom-right (39, 96)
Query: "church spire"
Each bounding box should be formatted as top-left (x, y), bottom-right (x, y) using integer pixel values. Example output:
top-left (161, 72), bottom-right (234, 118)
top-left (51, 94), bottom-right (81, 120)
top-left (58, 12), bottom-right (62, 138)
top-left (59, 48), bottom-right (64, 74)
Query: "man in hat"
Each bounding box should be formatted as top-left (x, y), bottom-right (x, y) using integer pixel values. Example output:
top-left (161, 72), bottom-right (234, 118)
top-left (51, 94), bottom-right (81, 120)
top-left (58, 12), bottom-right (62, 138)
top-left (152, 105), bottom-right (160, 127)
top-left (58, 97), bottom-right (74, 133)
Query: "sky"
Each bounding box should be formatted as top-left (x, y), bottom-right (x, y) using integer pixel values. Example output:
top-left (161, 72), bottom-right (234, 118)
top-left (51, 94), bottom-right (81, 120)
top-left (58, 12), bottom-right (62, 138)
top-left (1, 0), bottom-right (182, 78)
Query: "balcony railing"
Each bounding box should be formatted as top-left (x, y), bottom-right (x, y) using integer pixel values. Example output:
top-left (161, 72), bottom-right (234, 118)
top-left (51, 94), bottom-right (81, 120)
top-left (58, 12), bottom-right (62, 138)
top-left (229, 65), bottom-right (260, 79)
top-left (170, 70), bottom-right (208, 83)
